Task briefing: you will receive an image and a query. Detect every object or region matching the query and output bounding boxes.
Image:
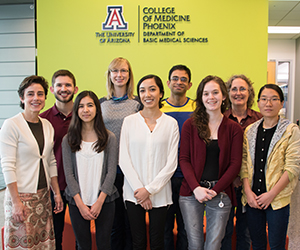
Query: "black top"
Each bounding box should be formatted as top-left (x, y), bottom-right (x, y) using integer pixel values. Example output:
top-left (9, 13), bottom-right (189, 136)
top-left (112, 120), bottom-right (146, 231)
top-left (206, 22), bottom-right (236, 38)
top-left (252, 122), bottom-right (277, 196)
top-left (27, 120), bottom-right (47, 189)
top-left (201, 140), bottom-right (219, 181)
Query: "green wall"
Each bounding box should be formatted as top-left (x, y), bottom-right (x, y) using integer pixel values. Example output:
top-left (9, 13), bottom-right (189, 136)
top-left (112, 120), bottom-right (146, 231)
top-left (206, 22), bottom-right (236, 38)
top-left (37, 0), bottom-right (268, 110)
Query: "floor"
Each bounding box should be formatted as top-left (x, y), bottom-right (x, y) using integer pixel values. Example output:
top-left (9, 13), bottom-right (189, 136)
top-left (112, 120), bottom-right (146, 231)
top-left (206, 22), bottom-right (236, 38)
top-left (287, 181), bottom-right (300, 250)
top-left (0, 188), bottom-right (4, 248)
top-left (0, 184), bottom-right (300, 249)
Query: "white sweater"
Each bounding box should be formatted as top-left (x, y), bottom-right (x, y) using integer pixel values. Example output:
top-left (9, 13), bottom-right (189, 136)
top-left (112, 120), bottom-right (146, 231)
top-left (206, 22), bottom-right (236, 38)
top-left (0, 113), bottom-right (57, 193)
top-left (119, 112), bottom-right (179, 207)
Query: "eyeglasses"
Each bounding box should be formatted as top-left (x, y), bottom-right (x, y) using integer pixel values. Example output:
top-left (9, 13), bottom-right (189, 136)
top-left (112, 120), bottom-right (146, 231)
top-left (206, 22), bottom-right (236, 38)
top-left (230, 87), bottom-right (248, 93)
top-left (171, 76), bottom-right (188, 83)
top-left (110, 69), bottom-right (129, 74)
top-left (258, 97), bottom-right (281, 105)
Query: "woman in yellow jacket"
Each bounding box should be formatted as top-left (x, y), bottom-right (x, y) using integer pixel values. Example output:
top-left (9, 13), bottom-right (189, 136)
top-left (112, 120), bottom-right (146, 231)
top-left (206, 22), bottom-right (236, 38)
top-left (240, 84), bottom-right (300, 250)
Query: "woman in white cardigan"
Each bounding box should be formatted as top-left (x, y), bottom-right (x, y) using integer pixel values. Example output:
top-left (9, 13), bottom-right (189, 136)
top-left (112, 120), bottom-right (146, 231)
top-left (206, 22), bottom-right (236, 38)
top-left (0, 76), bottom-right (63, 250)
top-left (119, 74), bottom-right (179, 250)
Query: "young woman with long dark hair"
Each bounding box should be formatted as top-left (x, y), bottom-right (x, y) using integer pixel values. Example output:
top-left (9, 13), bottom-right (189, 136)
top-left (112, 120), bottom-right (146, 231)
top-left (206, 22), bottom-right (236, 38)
top-left (119, 74), bottom-right (179, 250)
top-left (62, 90), bottom-right (118, 250)
top-left (179, 75), bottom-right (243, 250)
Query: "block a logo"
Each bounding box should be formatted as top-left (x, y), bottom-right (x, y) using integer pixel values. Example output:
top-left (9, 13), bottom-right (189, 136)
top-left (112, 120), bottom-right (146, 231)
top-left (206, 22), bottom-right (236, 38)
top-left (102, 6), bottom-right (128, 30)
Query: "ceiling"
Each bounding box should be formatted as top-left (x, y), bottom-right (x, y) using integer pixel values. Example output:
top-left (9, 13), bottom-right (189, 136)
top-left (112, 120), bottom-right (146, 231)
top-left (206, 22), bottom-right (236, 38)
top-left (269, 1), bottom-right (300, 39)
top-left (0, 0), bottom-right (33, 4)
top-left (1, 0), bottom-right (300, 39)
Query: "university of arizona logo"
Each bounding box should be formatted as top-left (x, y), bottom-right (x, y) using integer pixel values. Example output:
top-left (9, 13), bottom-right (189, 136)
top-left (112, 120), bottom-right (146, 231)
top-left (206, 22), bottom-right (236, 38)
top-left (102, 6), bottom-right (128, 30)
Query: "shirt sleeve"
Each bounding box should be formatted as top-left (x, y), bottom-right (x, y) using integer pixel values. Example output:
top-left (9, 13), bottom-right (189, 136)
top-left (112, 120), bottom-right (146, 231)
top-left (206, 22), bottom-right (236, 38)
top-left (100, 131), bottom-right (118, 196)
top-left (212, 122), bottom-right (243, 194)
top-left (240, 131), bottom-right (250, 180)
top-left (62, 136), bottom-right (81, 198)
top-left (45, 122), bottom-right (57, 178)
top-left (0, 119), bottom-right (18, 185)
top-left (145, 120), bottom-right (179, 194)
top-left (179, 119), bottom-right (201, 192)
top-left (284, 125), bottom-right (300, 181)
top-left (119, 117), bottom-right (144, 192)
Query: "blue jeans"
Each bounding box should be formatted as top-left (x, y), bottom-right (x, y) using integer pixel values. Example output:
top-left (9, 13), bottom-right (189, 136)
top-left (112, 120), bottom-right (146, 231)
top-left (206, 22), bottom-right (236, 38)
top-left (179, 193), bottom-right (231, 250)
top-left (246, 204), bottom-right (290, 250)
top-left (164, 177), bottom-right (188, 250)
top-left (221, 186), bottom-right (251, 250)
top-left (69, 201), bottom-right (115, 250)
top-left (111, 174), bottom-right (133, 250)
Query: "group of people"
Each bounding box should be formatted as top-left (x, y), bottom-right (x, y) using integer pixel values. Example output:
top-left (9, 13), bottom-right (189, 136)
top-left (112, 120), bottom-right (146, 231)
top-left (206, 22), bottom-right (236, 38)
top-left (0, 57), bottom-right (299, 250)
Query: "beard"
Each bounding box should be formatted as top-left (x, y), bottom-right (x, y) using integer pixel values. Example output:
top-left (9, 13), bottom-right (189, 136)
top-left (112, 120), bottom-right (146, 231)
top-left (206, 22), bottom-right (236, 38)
top-left (54, 92), bottom-right (74, 103)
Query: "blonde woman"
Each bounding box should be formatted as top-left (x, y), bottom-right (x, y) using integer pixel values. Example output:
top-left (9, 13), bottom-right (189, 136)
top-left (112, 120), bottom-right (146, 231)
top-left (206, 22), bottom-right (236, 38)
top-left (99, 57), bottom-right (140, 249)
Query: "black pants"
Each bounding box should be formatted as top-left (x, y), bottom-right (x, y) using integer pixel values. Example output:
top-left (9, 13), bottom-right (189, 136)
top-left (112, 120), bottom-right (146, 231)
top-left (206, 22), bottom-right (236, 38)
top-left (111, 174), bottom-right (133, 250)
top-left (51, 190), bottom-right (67, 250)
top-left (126, 201), bottom-right (168, 250)
top-left (164, 177), bottom-right (188, 250)
top-left (69, 201), bottom-right (115, 250)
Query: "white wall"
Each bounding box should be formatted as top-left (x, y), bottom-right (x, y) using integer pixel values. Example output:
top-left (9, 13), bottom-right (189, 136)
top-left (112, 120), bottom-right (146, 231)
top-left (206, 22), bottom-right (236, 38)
top-left (0, 4), bottom-right (35, 127)
top-left (0, 3), bottom-right (35, 189)
top-left (295, 37), bottom-right (300, 123)
top-left (268, 39), bottom-right (296, 121)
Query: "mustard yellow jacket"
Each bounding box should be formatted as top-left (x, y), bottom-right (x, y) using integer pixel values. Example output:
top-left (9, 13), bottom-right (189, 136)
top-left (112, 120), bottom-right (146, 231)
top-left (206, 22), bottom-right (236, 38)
top-left (240, 118), bottom-right (300, 210)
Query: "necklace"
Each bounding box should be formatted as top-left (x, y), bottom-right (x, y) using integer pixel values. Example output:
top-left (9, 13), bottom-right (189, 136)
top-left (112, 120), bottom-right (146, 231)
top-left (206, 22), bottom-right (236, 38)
top-left (209, 115), bottom-right (223, 139)
top-left (140, 111), bottom-right (162, 132)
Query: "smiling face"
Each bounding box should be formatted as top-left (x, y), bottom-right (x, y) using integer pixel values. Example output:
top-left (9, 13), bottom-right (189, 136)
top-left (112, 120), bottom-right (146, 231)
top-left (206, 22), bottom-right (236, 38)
top-left (21, 83), bottom-right (46, 114)
top-left (139, 78), bottom-right (163, 110)
top-left (167, 69), bottom-right (192, 96)
top-left (51, 76), bottom-right (78, 103)
top-left (258, 88), bottom-right (283, 119)
top-left (109, 61), bottom-right (130, 90)
top-left (202, 80), bottom-right (225, 113)
top-left (78, 96), bottom-right (96, 124)
top-left (229, 78), bottom-right (249, 109)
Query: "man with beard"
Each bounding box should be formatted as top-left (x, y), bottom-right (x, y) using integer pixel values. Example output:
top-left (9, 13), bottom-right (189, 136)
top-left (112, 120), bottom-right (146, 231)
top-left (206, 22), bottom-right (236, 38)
top-left (40, 69), bottom-right (78, 250)
top-left (161, 65), bottom-right (193, 250)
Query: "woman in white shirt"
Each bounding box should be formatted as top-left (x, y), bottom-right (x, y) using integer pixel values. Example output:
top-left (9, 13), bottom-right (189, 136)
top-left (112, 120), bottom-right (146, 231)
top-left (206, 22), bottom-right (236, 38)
top-left (119, 74), bottom-right (179, 249)
top-left (62, 91), bottom-right (118, 250)
top-left (0, 75), bottom-right (63, 250)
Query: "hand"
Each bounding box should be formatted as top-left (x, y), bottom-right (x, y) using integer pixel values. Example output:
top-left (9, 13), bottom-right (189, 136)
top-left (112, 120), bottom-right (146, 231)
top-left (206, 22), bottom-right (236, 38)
top-left (134, 187), bottom-right (150, 204)
top-left (233, 176), bottom-right (242, 188)
top-left (12, 200), bottom-right (26, 223)
top-left (193, 186), bottom-right (217, 203)
top-left (90, 200), bottom-right (103, 218)
top-left (78, 204), bottom-right (97, 220)
top-left (245, 190), bottom-right (261, 209)
top-left (140, 198), bottom-right (152, 210)
top-left (53, 193), bottom-right (64, 214)
top-left (256, 191), bottom-right (276, 210)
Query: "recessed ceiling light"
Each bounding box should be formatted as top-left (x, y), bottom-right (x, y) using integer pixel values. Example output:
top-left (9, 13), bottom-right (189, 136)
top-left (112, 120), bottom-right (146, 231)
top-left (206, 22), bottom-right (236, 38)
top-left (268, 26), bottom-right (300, 34)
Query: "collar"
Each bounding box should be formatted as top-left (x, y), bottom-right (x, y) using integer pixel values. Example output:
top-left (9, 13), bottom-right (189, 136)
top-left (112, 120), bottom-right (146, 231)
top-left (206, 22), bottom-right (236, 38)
top-left (225, 107), bottom-right (253, 119)
top-left (112, 94), bottom-right (128, 102)
top-left (52, 104), bottom-right (72, 118)
top-left (164, 97), bottom-right (190, 108)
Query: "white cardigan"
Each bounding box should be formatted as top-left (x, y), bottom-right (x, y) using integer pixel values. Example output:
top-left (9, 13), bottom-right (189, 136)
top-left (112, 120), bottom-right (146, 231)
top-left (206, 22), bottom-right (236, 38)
top-left (0, 113), bottom-right (57, 193)
top-left (119, 112), bottom-right (179, 207)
